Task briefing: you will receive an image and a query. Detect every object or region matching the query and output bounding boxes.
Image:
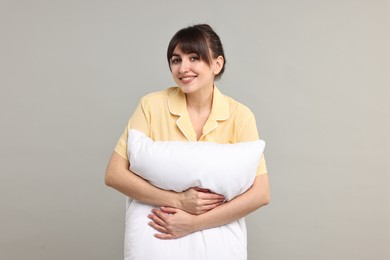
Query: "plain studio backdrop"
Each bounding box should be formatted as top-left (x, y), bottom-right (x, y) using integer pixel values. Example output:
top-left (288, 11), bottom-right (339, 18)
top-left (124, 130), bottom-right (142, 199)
top-left (0, 1), bottom-right (389, 259)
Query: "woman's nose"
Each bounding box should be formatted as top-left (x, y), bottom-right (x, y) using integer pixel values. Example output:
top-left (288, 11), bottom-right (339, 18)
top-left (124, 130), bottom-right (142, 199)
top-left (179, 59), bottom-right (190, 73)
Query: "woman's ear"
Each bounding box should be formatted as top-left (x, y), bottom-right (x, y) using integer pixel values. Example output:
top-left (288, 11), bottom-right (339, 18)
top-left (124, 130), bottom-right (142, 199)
top-left (213, 56), bottom-right (224, 75)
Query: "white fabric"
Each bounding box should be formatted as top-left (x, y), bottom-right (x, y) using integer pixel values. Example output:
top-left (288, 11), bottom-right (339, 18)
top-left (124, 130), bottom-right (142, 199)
top-left (125, 129), bottom-right (265, 260)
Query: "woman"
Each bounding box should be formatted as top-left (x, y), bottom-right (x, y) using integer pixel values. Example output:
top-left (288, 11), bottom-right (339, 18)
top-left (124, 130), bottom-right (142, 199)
top-left (105, 24), bottom-right (270, 259)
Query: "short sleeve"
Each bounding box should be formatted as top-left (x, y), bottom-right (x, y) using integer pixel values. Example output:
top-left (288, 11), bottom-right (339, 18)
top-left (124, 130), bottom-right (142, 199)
top-left (236, 108), bottom-right (268, 176)
top-left (114, 98), bottom-right (151, 160)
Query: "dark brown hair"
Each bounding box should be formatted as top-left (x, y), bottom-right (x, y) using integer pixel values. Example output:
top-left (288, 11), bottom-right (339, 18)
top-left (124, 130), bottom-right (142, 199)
top-left (167, 24), bottom-right (226, 80)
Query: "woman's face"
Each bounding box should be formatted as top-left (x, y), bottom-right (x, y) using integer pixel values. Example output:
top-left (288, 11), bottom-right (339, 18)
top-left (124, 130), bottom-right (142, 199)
top-left (169, 46), bottom-right (223, 96)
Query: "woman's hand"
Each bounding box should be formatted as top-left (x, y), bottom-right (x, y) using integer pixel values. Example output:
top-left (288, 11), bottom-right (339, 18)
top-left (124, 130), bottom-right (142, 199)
top-left (148, 206), bottom-right (198, 240)
top-left (148, 175), bottom-right (270, 240)
top-left (179, 187), bottom-right (225, 215)
top-left (148, 188), bottom-right (225, 239)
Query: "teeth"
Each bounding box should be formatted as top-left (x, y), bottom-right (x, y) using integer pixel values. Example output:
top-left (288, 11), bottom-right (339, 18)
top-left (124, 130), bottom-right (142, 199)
top-left (182, 77), bottom-right (194, 80)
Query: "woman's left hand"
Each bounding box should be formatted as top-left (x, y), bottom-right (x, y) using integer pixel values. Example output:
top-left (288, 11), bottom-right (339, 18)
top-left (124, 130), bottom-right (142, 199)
top-left (148, 206), bottom-right (197, 239)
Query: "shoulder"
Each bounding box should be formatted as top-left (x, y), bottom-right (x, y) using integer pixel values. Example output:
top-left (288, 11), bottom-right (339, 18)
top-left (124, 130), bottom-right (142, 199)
top-left (138, 87), bottom-right (177, 106)
top-left (222, 92), bottom-right (255, 119)
top-left (218, 91), bottom-right (260, 141)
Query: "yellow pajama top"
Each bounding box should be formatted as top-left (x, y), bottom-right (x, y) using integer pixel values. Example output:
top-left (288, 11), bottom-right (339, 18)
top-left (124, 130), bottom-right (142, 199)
top-left (115, 86), bottom-right (267, 175)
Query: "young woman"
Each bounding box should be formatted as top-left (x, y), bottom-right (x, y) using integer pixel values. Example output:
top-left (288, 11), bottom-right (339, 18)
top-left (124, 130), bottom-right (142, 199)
top-left (105, 24), bottom-right (270, 259)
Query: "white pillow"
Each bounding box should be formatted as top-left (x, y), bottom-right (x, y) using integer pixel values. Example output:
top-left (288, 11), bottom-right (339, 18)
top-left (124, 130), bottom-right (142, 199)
top-left (125, 129), bottom-right (266, 260)
top-left (127, 129), bottom-right (265, 201)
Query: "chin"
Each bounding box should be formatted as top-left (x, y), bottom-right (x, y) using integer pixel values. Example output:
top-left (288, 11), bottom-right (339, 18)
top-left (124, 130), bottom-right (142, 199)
top-left (178, 85), bottom-right (196, 94)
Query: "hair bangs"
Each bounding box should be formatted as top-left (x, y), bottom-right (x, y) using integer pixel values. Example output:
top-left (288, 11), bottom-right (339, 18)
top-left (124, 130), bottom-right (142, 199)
top-left (167, 27), bottom-right (211, 66)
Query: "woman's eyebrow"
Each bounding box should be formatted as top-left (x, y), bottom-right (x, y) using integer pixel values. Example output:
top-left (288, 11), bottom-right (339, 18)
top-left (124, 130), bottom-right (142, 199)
top-left (171, 53), bottom-right (198, 57)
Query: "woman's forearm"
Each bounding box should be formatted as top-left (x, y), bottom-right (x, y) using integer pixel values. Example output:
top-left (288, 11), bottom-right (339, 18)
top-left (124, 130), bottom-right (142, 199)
top-left (193, 174), bottom-right (270, 232)
top-left (105, 152), bottom-right (181, 208)
top-left (105, 152), bottom-right (224, 213)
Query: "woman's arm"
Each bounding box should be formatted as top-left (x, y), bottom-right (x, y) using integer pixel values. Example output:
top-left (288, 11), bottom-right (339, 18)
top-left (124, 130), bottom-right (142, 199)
top-left (148, 174), bottom-right (270, 239)
top-left (105, 152), bottom-right (225, 214)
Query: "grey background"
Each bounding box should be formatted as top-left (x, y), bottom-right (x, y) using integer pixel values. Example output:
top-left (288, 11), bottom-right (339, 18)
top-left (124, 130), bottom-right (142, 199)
top-left (1, 0), bottom-right (389, 259)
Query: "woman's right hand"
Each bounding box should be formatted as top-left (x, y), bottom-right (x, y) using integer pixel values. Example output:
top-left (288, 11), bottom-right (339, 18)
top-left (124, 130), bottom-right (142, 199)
top-left (178, 187), bottom-right (225, 215)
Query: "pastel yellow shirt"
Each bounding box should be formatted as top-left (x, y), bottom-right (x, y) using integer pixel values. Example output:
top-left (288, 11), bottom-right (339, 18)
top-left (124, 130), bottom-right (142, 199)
top-left (115, 86), bottom-right (267, 175)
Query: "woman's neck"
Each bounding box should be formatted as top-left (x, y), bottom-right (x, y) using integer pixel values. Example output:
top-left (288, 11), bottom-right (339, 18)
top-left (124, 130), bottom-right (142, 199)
top-left (185, 85), bottom-right (214, 141)
top-left (185, 85), bottom-right (214, 113)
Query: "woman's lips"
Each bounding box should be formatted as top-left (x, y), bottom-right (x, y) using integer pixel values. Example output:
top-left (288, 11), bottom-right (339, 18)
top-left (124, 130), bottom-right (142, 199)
top-left (180, 76), bottom-right (196, 84)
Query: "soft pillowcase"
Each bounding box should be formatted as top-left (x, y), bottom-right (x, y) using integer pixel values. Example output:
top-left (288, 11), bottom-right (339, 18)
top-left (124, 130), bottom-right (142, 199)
top-left (127, 129), bottom-right (265, 200)
top-left (125, 129), bottom-right (266, 260)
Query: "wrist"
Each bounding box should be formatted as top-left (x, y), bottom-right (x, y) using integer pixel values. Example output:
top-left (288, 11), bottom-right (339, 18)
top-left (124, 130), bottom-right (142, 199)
top-left (175, 192), bottom-right (185, 210)
top-left (192, 213), bottom-right (205, 233)
top-left (165, 190), bottom-right (183, 209)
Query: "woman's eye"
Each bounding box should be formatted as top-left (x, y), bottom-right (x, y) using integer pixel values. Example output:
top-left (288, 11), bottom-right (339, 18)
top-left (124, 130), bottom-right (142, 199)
top-left (171, 58), bottom-right (181, 64)
top-left (190, 56), bottom-right (199, 61)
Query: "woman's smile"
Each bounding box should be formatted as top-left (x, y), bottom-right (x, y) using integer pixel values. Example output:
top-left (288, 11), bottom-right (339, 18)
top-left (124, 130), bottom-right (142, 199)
top-left (180, 75), bottom-right (197, 84)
